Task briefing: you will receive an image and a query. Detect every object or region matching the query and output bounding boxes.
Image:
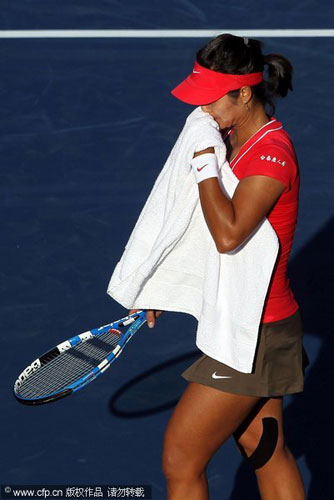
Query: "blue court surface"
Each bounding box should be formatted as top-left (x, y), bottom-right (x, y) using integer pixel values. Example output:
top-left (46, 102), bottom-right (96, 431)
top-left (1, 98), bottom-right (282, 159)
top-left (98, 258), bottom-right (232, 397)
top-left (1, 2), bottom-right (333, 499)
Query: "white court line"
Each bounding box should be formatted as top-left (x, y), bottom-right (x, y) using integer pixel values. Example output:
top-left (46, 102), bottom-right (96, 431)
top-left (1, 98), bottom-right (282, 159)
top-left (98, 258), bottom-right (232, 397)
top-left (0, 29), bottom-right (333, 38)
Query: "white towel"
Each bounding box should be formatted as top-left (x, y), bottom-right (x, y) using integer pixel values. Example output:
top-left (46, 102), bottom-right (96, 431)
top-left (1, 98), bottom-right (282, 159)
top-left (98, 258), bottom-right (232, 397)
top-left (107, 106), bottom-right (279, 373)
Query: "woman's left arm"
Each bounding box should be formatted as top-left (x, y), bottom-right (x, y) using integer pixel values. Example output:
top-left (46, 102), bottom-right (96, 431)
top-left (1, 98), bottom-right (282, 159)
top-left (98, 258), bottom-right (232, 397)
top-left (194, 147), bottom-right (285, 252)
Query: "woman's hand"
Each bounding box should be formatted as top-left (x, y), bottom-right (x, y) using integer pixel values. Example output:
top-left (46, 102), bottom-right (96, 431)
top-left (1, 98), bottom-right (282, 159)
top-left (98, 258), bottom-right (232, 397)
top-left (128, 309), bottom-right (164, 328)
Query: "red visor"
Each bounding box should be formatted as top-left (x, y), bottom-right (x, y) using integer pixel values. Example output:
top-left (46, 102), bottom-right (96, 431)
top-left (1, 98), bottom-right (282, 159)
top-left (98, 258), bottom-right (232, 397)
top-left (171, 61), bottom-right (263, 105)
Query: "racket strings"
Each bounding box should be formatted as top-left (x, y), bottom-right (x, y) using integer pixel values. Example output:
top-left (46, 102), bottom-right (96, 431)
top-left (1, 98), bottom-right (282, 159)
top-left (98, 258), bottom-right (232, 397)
top-left (29, 332), bottom-right (121, 385)
top-left (40, 352), bottom-right (59, 365)
top-left (16, 330), bottom-right (124, 399)
top-left (19, 333), bottom-right (121, 397)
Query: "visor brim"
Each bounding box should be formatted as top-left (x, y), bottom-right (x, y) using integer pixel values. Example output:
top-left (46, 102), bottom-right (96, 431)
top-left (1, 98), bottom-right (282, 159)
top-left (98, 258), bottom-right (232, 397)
top-left (171, 79), bottom-right (226, 105)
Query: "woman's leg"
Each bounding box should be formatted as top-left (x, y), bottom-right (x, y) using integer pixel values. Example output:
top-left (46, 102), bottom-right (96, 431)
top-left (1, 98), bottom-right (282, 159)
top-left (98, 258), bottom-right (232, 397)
top-left (233, 396), bottom-right (306, 500)
top-left (161, 381), bottom-right (262, 500)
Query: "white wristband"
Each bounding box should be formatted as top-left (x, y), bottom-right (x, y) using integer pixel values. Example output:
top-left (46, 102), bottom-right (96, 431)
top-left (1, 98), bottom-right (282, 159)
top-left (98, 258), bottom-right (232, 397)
top-left (190, 152), bottom-right (219, 184)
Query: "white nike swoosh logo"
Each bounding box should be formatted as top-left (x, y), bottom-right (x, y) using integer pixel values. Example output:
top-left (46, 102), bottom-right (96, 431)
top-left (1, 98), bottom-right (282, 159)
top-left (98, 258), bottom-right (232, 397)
top-left (212, 372), bottom-right (232, 379)
top-left (193, 70), bottom-right (201, 73)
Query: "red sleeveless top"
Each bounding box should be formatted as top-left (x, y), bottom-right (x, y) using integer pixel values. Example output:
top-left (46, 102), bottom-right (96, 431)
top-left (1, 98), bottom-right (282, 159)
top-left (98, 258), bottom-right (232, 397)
top-left (225, 118), bottom-right (300, 323)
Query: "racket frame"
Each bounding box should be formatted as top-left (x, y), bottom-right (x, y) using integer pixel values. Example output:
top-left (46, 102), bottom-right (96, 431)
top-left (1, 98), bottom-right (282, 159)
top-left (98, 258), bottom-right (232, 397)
top-left (13, 310), bottom-right (147, 405)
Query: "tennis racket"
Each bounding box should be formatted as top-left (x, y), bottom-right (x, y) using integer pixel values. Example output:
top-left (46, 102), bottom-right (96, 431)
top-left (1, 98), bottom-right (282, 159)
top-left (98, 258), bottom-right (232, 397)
top-left (13, 310), bottom-right (147, 405)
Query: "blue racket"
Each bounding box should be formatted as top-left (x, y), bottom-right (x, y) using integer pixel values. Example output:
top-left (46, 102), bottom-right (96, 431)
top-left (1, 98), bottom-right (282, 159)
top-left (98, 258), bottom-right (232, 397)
top-left (14, 310), bottom-right (147, 405)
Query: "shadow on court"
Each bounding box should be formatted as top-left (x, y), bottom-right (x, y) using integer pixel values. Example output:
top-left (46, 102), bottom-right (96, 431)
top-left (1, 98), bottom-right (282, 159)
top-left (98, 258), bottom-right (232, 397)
top-left (108, 352), bottom-right (198, 417)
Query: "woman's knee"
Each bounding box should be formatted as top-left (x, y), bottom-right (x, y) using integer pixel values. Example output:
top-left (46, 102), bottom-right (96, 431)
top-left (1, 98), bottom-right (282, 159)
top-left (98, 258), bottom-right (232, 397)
top-left (233, 415), bottom-right (285, 469)
top-left (162, 442), bottom-right (206, 480)
top-left (162, 416), bottom-right (211, 480)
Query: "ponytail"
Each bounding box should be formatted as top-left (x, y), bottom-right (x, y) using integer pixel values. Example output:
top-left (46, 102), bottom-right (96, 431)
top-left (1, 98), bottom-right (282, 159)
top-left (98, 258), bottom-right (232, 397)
top-left (264, 54), bottom-right (293, 97)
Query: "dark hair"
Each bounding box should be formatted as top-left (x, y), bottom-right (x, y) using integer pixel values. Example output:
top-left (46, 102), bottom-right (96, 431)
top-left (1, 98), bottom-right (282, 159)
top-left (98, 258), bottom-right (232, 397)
top-left (196, 33), bottom-right (293, 116)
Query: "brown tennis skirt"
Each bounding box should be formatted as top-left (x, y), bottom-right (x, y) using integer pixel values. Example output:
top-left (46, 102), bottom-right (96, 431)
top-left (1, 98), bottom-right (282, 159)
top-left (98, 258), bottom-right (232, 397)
top-left (181, 308), bottom-right (310, 397)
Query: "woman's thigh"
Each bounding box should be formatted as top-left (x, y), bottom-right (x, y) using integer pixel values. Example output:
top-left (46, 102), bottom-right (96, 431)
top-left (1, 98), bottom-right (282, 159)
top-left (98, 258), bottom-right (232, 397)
top-left (162, 381), bottom-right (262, 476)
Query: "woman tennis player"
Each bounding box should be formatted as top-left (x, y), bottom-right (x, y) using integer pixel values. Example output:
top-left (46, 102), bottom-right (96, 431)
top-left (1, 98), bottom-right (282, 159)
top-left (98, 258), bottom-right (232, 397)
top-left (130, 33), bottom-right (309, 499)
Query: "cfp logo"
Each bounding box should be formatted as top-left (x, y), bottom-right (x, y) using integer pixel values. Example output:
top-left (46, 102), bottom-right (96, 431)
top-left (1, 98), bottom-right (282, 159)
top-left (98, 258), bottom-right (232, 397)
top-left (260, 155), bottom-right (286, 166)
